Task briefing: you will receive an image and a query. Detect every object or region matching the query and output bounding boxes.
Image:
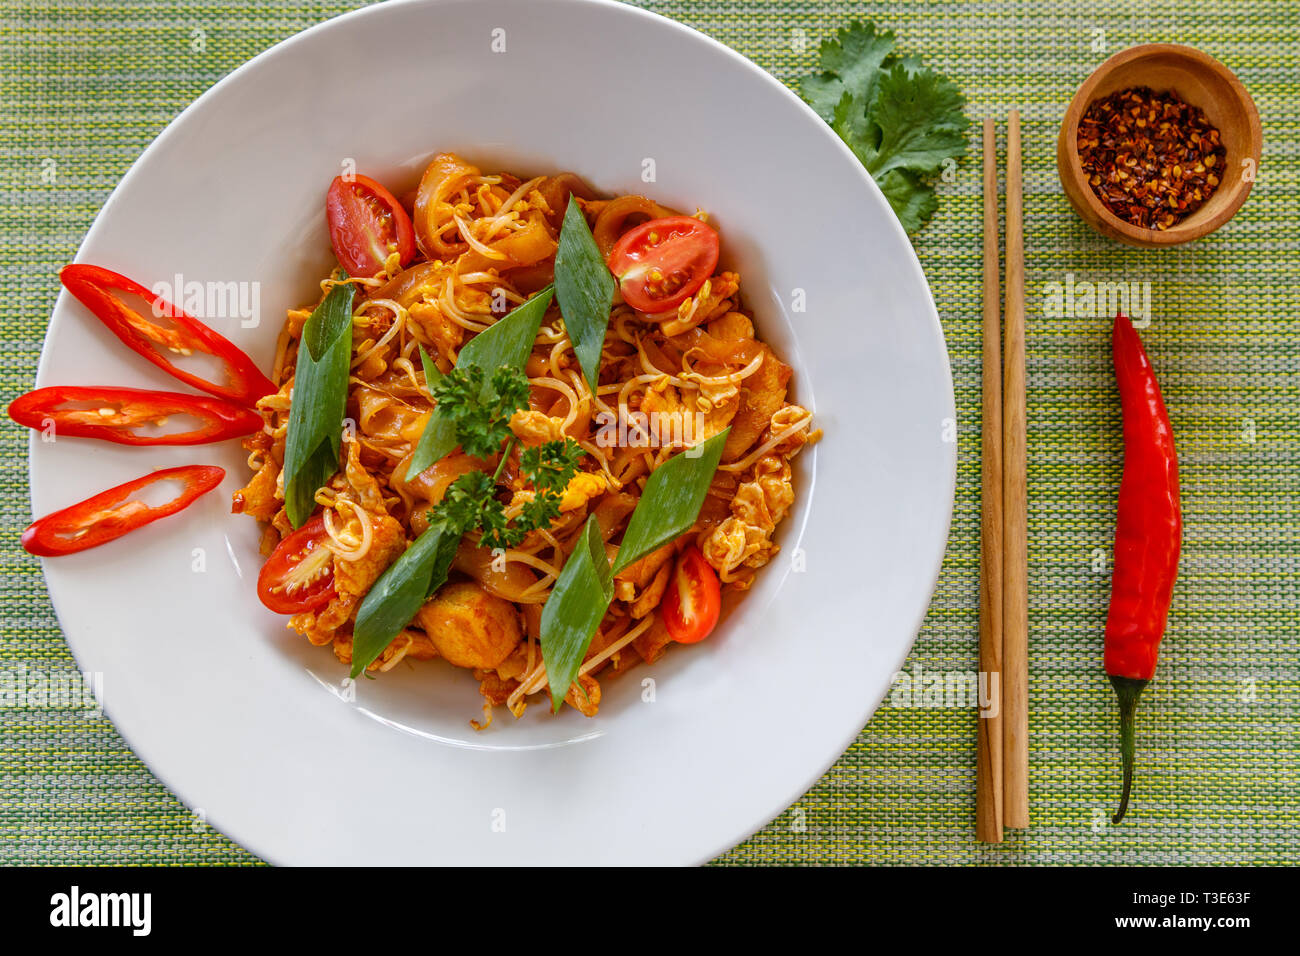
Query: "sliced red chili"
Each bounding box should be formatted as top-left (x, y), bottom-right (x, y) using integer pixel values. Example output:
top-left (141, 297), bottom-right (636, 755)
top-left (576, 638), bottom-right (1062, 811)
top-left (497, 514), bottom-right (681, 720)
top-left (22, 464), bottom-right (225, 557)
top-left (8, 386), bottom-right (261, 446)
top-left (59, 264), bottom-right (276, 407)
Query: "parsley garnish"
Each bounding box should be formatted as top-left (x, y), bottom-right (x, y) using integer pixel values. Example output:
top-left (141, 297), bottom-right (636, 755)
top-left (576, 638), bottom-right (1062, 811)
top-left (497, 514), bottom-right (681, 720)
top-left (427, 365), bottom-right (585, 551)
top-left (798, 20), bottom-right (969, 234)
top-left (351, 366), bottom-right (584, 677)
top-left (428, 365), bottom-right (531, 459)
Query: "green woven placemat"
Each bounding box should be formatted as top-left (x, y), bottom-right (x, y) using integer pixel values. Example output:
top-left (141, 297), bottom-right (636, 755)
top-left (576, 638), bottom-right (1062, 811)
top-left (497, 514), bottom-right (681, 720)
top-left (1, 0), bottom-right (1295, 866)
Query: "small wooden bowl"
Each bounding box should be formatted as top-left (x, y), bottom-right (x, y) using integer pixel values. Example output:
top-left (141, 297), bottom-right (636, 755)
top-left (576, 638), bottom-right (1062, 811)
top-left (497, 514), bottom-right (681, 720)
top-left (1057, 44), bottom-right (1262, 247)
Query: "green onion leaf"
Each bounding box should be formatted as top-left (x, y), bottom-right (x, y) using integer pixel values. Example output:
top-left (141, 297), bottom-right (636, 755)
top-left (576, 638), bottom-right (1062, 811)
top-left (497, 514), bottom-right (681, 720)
top-left (611, 429), bottom-right (729, 574)
top-left (554, 197), bottom-right (615, 393)
top-left (350, 520), bottom-right (459, 679)
top-left (283, 278), bottom-right (355, 528)
top-left (417, 344), bottom-right (441, 396)
top-left (406, 284), bottom-right (554, 476)
top-left (537, 431), bottom-right (728, 710)
top-left (539, 515), bottom-right (613, 712)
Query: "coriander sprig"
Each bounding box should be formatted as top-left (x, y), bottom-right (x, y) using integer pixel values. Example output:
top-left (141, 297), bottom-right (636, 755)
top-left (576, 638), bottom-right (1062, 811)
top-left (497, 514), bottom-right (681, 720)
top-left (798, 20), bottom-right (969, 234)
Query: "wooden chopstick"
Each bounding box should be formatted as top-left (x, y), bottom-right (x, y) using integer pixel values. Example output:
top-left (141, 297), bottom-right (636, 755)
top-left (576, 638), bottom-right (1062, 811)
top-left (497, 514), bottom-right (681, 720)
top-left (976, 117), bottom-right (1005, 843)
top-left (1001, 109), bottom-right (1030, 828)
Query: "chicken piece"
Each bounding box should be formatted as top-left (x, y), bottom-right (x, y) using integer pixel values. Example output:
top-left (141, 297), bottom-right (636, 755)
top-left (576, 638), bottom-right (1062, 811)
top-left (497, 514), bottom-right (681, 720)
top-left (632, 615), bottom-right (674, 665)
top-left (332, 628), bottom-right (437, 671)
top-left (629, 561), bottom-right (672, 618)
top-left (291, 600), bottom-right (350, 647)
top-left (696, 472), bottom-right (740, 533)
top-left (334, 513), bottom-right (408, 602)
top-left (478, 671), bottom-right (519, 707)
top-left (565, 673), bottom-right (601, 717)
top-left (231, 460), bottom-right (280, 521)
top-left (289, 513), bottom-right (406, 647)
top-left (606, 640), bottom-right (642, 675)
top-left (491, 641), bottom-right (532, 683)
top-left (344, 438), bottom-right (389, 515)
top-left (613, 540), bottom-right (675, 602)
top-left (722, 345), bottom-right (791, 462)
top-left (415, 580), bottom-right (522, 670)
top-left (284, 307), bottom-right (312, 340)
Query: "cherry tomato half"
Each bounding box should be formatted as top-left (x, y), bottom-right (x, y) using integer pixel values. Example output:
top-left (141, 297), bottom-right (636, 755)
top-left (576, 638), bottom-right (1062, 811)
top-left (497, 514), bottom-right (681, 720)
top-left (257, 514), bottom-right (336, 614)
top-left (661, 546), bottom-right (722, 644)
top-left (606, 216), bottom-right (719, 314)
top-left (325, 174), bottom-right (416, 279)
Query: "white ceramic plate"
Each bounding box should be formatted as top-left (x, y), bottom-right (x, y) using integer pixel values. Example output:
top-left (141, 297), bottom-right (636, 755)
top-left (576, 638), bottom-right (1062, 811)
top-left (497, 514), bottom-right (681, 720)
top-left (31, 0), bottom-right (955, 864)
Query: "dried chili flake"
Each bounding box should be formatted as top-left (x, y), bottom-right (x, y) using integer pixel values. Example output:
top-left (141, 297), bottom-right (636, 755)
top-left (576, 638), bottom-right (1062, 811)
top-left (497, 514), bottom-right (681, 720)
top-left (1077, 87), bottom-right (1226, 230)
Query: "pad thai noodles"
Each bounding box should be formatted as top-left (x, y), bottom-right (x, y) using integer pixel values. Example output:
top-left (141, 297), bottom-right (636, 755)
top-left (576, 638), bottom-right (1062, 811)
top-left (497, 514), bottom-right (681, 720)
top-left (232, 152), bottom-right (819, 726)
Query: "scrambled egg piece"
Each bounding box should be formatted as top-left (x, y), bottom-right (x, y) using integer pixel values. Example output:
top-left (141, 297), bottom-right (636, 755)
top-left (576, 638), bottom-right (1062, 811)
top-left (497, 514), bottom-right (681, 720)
top-left (701, 455), bottom-right (793, 579)
top-left (231, 460), bottom-right (279, 522)
top-left (408, 301), bottom-right (463, 360)
top-left (510, 470), bottom-right (607, 514)
top-left (509, 409), bottom-right (568, 445)
top-left (769, 404), bottom-right (817, 456)
top-left (661, 272), bottom-right (740, 336)
top-left (558, 472), bottom-right (606, 512)
top-left (640, 376), bottom-right (735, 447)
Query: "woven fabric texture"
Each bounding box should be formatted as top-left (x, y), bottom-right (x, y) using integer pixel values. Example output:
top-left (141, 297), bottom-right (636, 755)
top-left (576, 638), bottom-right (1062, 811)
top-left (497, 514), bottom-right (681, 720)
top-left (1, 0), bottom-right (1295, 865)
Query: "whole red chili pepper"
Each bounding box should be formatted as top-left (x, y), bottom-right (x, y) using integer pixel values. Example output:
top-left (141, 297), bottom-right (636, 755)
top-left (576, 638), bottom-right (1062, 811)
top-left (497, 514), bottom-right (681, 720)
top-left (22, 464), bottom-right (225, 557)
top-left (1105, 312), bottom-right (1182, 824)
top-left (8, 386), bottom-right (261, 446)
top-left (59, 264), bottom-right (275, 407)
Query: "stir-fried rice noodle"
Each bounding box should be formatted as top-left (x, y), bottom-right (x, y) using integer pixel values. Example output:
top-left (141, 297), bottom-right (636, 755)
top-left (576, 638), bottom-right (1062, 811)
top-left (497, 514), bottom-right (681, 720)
top-left (233, 152), bottom-right (820, 724)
